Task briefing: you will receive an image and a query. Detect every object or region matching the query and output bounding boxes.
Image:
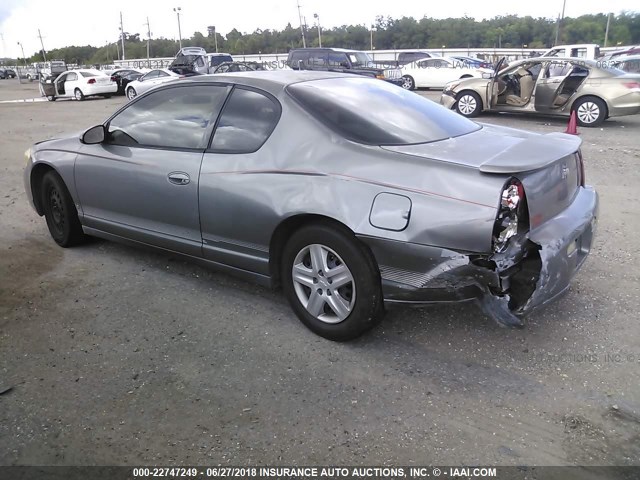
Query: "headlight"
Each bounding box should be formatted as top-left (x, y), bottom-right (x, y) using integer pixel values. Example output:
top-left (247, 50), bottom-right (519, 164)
top-left (444, 81), bottom-right (460, 92)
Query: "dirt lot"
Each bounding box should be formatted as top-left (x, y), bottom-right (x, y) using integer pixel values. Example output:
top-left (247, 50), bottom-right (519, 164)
top-left (1, 79), bottom-right (639, 469)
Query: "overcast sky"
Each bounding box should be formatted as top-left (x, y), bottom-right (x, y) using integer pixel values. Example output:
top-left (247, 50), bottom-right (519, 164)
top-left (0, 0), bottom-right (637, 58)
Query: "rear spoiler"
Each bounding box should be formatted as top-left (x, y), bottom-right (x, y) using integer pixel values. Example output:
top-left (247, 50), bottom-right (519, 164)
top-left (479, 132), bottom-right (582, 174)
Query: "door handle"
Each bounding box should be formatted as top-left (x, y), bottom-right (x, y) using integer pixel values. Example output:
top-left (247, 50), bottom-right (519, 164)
top-left (167, 172), bottom-right (190, 185)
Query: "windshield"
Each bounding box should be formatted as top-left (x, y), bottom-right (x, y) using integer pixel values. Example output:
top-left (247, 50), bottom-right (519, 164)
top-left (173, 55), bottom-right (199, 65)
top-left (348, 52), bottom-right (373, 67)
top-left (287, 77), bottom-right (480, 145)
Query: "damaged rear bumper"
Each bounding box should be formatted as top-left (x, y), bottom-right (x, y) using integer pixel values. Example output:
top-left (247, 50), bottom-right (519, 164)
top-left (359, 185), bottom-right (598, 326)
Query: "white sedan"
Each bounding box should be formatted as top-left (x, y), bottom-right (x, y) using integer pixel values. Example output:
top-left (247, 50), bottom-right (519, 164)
top-left (47, 69), bottom-right (117, 100)
top-left (125, 69), bottom-right (180, 100)
top-left (400, 57), bottom-right (493, 90)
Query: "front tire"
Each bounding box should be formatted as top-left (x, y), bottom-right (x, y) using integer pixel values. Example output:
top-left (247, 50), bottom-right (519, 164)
top-left (456, 91), bottom-right (482, 118)
top-left (573, 96), bottom-right (606, 127)
top-left (282, 223), bottom-right (384, 341)
top-left (126, 87), bottom-right (137, 100)
top-left (41, 171), bottom-right (85, 247)
top-left (401, 75), bottom-right (415, 91)
top-left (74, 88), bottom-right (85, 101)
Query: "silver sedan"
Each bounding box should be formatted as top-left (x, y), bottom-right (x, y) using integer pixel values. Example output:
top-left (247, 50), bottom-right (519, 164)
top-left (24, 71), bottom-right (598, 340)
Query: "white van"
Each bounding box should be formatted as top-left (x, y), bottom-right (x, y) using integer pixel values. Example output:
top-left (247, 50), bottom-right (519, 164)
top-left (541, 44), bottom-right (601, 60)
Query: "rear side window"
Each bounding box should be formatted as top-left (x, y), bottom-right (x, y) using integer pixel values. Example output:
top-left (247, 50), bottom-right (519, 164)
top-left (210, 88), bottom-right (281, 153)
top-left (287, 77), bottom-right (480, 145)
top-left (80, 71), bottom-right (98, 77)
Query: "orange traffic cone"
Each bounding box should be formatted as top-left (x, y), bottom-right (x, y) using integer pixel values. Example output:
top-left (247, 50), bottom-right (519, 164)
top-left (564, 110), bottom-right (579, 135)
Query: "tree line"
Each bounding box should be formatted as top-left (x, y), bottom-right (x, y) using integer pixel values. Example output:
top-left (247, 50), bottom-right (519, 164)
top-left (6, 12), bottom-right (639, 65)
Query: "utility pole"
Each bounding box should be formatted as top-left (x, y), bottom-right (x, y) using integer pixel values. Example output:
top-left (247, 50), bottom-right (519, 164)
top-left (313, 13), bottom-right (321, 47)
top-left (214, 26), bottom-right (218, 53)
top-left (120, 12), bottom-right (126, 60)
top-left (604, 12), bottom-right (612, 47)
top-left (145, 17), bottom-right (152, 67)
top-left (17, 41), bottom-right (27, 66)
top-left (297, 0), bottom-right (306, 48)
top-left (106, 41), bottom-right (110, 62)
top-left (370, 25), bottom-right (375, 51)
top-left (37, 29), bottom-right (47, 62)
top-left (554, 0), bottom-right (567, 45)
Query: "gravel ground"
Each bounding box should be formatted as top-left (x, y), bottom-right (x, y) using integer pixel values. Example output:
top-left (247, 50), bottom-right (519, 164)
top-left (0, 80), bottom-right (639, 468)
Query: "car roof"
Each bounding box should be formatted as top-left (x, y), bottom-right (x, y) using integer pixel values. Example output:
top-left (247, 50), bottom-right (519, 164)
top-left (184, 70), bottom-right (360, 94)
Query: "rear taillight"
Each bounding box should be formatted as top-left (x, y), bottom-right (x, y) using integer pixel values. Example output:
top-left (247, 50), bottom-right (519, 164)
top-left (493, 179), bottom-right (528, 253)
top-left (110, 76), bottom-right (117, 81)
top-left (87, 78), bottom-right (96, 84)
top-left (577, 150), bottom-right (585, 186)
top-left (622, 81), bottom-right (640, 90)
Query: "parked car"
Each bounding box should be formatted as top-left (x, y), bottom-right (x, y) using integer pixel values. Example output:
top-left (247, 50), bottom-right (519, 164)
top-left (24, 71), bottom-right (598, 340)
top-left (213, 62), bottom-right (261, 73)
top-left (541, 44), bottom-right (601, 59)
top-left (450, 56), bottom-right (492, 69)
top-left (125, 69), bottom-right (181, 100)
top-left (0, 69), bottom-right (8, 79)
top-left (400, 56), bottom-right (493, 90)
top-left (371, 51), bottom-right (434, 68)
top-left (441, 57), bottom-right (640, 126)
top-left (45, 69), bottom-right (117, 101)
top-left (287, 48), bottom-right (402, 85)
top-left (169, 47), bottom-right (234, 75)
top-left (600, 46), bottom-right (640, 62)
top-left (1, 68), bottom-right (17, 79)
top-left (611, 55), bottom-right (640, 74)
top-left (110, 69), bottom-right (144, 95)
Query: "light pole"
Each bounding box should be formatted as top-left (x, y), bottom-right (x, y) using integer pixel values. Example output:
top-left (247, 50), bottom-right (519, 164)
top-left (17, 41), bottom-right (27, 66)
top-left (296, 0), bottom-right (306, 48)
top-left (370, 25), bottom-right (376, 51)
top-left (119, 11), bottom-right (125, 61)
top-left (313, 13), bottom-right (322, 47)
top-left (213, 25), bottom-right (218, 52)
top-left (174, 7), bottom-right (182, 50)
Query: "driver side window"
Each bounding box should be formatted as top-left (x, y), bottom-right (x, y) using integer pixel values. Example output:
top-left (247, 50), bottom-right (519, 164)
top-left (106, 85), bottom-right (230, 150)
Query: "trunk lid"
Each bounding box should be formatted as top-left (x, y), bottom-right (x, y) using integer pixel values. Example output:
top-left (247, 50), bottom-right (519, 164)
top-left (381, 124), bottom-right (583, 228)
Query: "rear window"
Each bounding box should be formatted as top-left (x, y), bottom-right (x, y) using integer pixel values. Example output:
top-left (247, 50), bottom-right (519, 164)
top-left (80, 71), bottom-right (99, 77)
top-left (286, 77), bottom-right (480, 145)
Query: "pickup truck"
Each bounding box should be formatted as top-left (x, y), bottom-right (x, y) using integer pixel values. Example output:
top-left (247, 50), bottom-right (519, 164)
top-left (287, 48), bottom-right (402, 85)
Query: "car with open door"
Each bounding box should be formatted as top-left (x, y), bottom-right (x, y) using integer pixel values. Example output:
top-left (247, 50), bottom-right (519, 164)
top-left (125, 69), bottom-right (181, 100)
top-left (441, 57), bottom-right (640, 126)
top-left (400, 56), bottom-right (493, 90)
top-left (46, 69), bottom-right (117, 101)
top-left (24, 71), bottom-right (598, 341)
top-left (110, 69), bottom-right (144, 95)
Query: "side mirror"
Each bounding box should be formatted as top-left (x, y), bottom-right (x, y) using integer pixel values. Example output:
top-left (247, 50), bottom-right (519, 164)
top-left (81, 125), bottom-right (106, 144)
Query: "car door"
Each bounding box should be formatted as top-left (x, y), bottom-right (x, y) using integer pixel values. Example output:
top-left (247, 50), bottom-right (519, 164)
top-left (74, 84), bottom-right (231, 256)
top-left (64, 72), bottom-right (79, 97)
top-left (535, 61), bottom-right (573, 112)
top-left (198, 86), bottom-right (282, 274)
top-left (54, 73), bottom-right (67, 95)
top-left (411, 59), bottom-right (432, 87)
top-left (137, 70), bottom-right (160, 93)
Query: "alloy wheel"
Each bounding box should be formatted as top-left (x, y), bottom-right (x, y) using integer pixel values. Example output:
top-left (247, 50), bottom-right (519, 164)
top-left (458, 94), bottom-right (477, 115)
top-left (291, 244), bottom-right (356, 324)
top-left (576, 102), bottom-right (599, 125)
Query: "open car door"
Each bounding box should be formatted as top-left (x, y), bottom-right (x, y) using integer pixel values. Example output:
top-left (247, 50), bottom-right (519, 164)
top-left (488, 57), bottom-right (506, 108)
top-left (534, 61), bottom-right (574, 112)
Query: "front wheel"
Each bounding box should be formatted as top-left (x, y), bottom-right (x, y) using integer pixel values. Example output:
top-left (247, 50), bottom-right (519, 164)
top-left (74, 88), bottom-right (85, 101)
top-left (41, 171), bottom-right (85, 247)
top-left (282, 223), bottom-right (384, 341)
top-left (573, 97), bottom-right (607, 127)
top-left (126, 87), bottom-right (137, 100)
top-left (401, 75), bottom-right (415, 91)
top-left (456, 91), bottom-right (482, 118)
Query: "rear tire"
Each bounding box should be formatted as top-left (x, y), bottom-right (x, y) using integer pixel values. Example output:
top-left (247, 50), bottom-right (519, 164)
top-left (456, 91), bottom-right (482, 118)
top-left (573, 96), bottom-right (606, 127)
top-left (41, 171), bottom-right (85, 247)
top-left (282, 223), bottom-right (384, 341)
top-left (74, 88), bottom-right (85, 101)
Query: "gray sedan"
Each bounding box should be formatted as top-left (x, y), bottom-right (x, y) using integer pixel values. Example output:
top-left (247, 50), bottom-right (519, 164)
top-left (24, 71), bottom-right (598, 340)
